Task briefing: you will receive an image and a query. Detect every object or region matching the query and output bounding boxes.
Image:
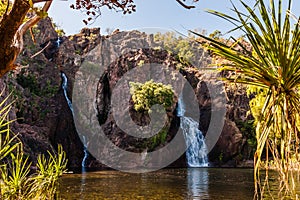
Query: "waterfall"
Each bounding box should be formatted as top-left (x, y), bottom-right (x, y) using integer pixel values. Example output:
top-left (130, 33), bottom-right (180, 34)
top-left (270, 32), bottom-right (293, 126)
top-left (177, 96), bottom-right (208, 167)
top-left (81, 135), bottom-right (89, 171)
top-left (61, 72), bottom-right (89, 171)
top-left (61, 73), bottom-right (73, 113)
top-left (56, 37), bottom-right (61, 48)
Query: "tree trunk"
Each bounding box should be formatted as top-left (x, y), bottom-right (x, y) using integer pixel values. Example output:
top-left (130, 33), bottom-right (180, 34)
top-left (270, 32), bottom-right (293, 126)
top-left (0, 0), bottom-right (30, 77)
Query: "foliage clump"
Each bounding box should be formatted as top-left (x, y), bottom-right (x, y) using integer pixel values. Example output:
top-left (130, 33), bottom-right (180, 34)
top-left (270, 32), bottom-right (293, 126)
top-left (194, 0), bottom-right (300, 198)
top-left (0, 1), bottom-right (11, 17)
top-left (154, 32), bottom-right (193, 64)
top-left (0, 91), bottom-right (67, 200)
top-left (16, 71), bottom-right (58, 97)
top-left (154, 32), bottom-right (200, 67)
top-left (129, 80), bottom-right (174, 112)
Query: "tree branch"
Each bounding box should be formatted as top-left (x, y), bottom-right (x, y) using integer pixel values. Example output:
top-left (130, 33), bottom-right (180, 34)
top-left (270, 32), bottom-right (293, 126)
top-left (30, 41), bottom-right (51, 58)
top-left (175, 0), bottom-right (195, 9)
top-left (0, 0), bottom-right (53, 77)
top-left (14, 0), bottom-right (53, 59)
top-left (32, 0), bottom-right (52, 3)
top-left (0, 0), bottom-right (31, 76)
top-left (18, 1), bottom-right (53, 37)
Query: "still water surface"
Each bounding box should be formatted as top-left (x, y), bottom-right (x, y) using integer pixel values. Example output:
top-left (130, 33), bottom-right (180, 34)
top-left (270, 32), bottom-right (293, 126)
top-left (59, 168), bottom-right (257, 200)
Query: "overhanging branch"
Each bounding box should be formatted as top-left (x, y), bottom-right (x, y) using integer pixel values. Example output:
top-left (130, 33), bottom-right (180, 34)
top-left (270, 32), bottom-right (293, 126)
top-left (176, 0), bottom-right (195, 9)
top-left (18, 1), bottom-right (53, 37)
top-left (0, 0), bottom-right (53, 77)
top-left (32, 0), bottom-right (52, 3)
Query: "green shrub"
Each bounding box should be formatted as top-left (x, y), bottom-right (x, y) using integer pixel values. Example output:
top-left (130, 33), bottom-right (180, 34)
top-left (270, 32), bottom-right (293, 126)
top-left (16, 73), bottom-right (39, 96)
top-left (129, 80), bottom-right (174, 112)
top-left (148, 128), bottom-right (168, 151)
top-left (154, 32), bottom-right (191, 65)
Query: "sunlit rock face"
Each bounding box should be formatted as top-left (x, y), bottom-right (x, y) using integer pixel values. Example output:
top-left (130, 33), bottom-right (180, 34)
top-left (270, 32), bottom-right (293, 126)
top-left (3, 17), bottom-right (252, 169)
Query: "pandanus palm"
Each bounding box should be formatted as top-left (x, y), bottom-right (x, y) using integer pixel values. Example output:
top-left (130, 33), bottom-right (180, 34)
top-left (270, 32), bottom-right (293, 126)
top-left (192, 0), bottom-right (300, 198)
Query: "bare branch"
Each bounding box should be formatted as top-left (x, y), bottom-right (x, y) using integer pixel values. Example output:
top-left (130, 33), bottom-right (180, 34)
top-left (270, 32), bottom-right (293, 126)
top-left (32, 0), bottom-right (52, 3)
top-left (175, 0), bottom-right (195, 9)
top-left (31, 41), bottom-right (51, 58)
top-left (29, 27), bottom-right (36, 43)
top-left (18, 1), bottom-right (53, 45)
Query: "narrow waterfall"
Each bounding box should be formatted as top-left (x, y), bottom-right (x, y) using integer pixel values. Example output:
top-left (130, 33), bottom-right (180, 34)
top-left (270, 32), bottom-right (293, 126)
top-left (56, 37), bottom-right (62, 48)
top-left (61, 73), bottom-right (73, 113)
top-left (177, 96), bottom-right (208, 167)
top-left (81, 135), bottom-right (89, 171)
top-left (61, 72), bottom-right (89, 171)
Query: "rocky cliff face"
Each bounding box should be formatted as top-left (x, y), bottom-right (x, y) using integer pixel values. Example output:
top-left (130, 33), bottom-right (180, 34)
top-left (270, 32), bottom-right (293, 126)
top-left (1, 17), bottom-right (254, 169)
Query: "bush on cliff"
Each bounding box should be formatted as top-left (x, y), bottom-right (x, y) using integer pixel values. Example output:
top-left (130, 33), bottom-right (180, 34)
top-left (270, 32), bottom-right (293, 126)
top-left (129, 80), bottom-right (174, 112)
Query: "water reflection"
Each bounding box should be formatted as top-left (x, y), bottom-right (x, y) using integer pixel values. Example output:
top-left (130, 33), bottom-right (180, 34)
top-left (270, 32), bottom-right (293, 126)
top-left (80, 172), bottom-right (87, 199)
top-left (59, 168), bottom-right (255, 199)
top-left (260, 171), bottom-right (300, 199)
top-left (187, 168), bottom-right (209, 200)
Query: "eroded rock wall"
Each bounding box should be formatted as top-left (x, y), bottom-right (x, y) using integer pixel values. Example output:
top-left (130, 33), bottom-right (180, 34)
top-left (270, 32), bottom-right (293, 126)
top-left (1, 17), bottom-right (254, 169)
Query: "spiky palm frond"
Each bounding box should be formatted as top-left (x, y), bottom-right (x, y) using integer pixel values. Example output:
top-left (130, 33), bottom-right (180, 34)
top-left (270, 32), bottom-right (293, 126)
top-left (0, 90), bottom-right (68, 199)
top-left (192, 0), bottom-right (300, 198)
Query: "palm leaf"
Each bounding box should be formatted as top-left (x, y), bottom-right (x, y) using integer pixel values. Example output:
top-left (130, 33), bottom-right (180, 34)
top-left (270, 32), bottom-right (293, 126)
top-left (192, 0), bottom-right (299, 198)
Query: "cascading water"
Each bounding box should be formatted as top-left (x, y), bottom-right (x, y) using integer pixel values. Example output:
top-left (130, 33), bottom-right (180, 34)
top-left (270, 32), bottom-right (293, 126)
top-left (61, 73), bottom-right (74, 113)
top-left (61, 72), bottom-right (89, 171)
top-left (177, 96), bottom-right (208, 167)
top-left (81, 135), bottom-right (89, 171)
top-left (56, 37), bottom-right (89, 171)
top-left (56, 37), bottom-right (61, 48)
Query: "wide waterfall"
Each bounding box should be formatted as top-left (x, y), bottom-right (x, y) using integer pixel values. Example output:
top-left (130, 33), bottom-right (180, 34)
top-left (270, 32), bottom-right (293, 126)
top-left (61, 72), bottom-right (89, 171)
top-left (177, 96), bottom-right (208, 167)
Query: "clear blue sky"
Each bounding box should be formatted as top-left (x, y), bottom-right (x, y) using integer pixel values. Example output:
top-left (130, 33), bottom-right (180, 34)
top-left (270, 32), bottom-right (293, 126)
top-left (48, 0), bottom-right (300, 36)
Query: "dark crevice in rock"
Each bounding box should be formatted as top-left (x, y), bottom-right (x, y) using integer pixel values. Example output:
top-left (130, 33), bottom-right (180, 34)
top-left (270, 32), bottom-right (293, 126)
top-left (97, 72), bottom-right (111, 125)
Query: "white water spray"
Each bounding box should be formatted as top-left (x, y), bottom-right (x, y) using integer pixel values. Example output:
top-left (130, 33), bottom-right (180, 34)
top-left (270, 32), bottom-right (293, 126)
top-left (177, 96), bottom-right (208, 167)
